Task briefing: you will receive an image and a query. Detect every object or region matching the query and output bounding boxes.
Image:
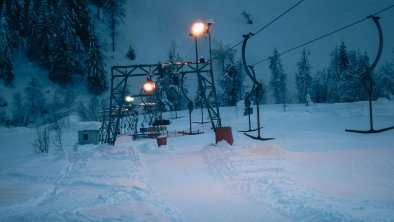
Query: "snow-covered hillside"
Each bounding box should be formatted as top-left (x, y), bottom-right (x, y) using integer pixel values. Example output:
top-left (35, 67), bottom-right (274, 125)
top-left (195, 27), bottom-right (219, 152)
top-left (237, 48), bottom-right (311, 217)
top-left (1, 101), bottom-right (393, 221)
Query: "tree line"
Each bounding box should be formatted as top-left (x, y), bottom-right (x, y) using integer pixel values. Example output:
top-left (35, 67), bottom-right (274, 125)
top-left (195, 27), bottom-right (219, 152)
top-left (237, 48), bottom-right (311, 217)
top-left (212, 41), bottom-right (394, 108)
top-left (0, 0), bottom-right (126, 93)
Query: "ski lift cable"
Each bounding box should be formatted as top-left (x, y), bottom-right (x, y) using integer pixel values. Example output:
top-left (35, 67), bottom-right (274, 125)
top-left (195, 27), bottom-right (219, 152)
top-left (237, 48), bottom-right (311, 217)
top-left (224, 0), bottom-right (305, 54)
top-left (251, 4), bottom-right (394, 66)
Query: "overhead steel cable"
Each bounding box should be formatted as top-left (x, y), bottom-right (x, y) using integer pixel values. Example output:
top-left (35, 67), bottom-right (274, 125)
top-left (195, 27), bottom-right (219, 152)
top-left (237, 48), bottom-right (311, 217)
top-left (251, 4), bottom-right (394, 66)
top-left (223, 0), bottom-right (305, 54)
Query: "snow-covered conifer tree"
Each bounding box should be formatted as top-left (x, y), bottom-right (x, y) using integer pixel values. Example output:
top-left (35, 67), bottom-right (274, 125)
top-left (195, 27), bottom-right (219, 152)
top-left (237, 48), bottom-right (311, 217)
top-left (64, 0), bottom-right (90, 46)
top-left (84, 25), bottom-right (107, 94)
top-left (28, 0), bottom-right (55, 66)
top-left (310, 69), bottom-right (329, 103)
top-left (21, 0), bottom-right (36, 36)
top-left (104, 0), bottom-right (126, 52)
top-left (0, 2), bottom-right (14, 85)
top-left (269, 48), bottom-right (288, 106)
top-left (220, 58), bottom-right (244, 106)
top-left (295, 49), bottom-right (312, 104)
top-left (374, 62), bottom-right (394, 99)
top-left (12, 92), bottom-right (27, 126)
top-left (155, 44), bottom-right (184, 112)
top-left (24, 77), bottom-right (46, 118)
top-left (212, 41), bottom-right (236, 79)
top-left (335, 41), bottom-right (351, 102)
top-left (92, 0), bottom-right (105, 20)
top-left (355, 52), bottom-right (370, 100)
top-left (48, 2), bottom-right (80, 84)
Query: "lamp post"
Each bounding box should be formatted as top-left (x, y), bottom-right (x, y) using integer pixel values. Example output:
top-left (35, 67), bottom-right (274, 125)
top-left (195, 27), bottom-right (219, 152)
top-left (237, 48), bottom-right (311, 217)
top-left (190, 21), bottom-right (209, 124)
top-left (190, 20), bottom-right (231, 144)
top-left (205, 21), bottom-right (221, 128)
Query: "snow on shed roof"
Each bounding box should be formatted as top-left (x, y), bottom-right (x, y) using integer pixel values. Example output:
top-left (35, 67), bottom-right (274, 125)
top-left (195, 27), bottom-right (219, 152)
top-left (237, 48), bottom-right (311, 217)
top-left (77, 121), bottom-right (102, 131)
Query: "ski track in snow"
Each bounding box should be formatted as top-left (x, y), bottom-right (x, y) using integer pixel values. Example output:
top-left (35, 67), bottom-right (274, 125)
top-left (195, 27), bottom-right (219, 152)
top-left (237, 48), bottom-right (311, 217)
top-left (202, 144), bottom-right (391, 222)
top-left (1, 102), bottom-right (394, 221)
top-left (0, 144), bottom-right (179, 221)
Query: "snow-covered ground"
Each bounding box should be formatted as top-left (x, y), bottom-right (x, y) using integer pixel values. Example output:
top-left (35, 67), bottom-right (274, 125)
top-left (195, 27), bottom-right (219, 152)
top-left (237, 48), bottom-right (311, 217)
top-left (1, 100), bottom-right (393, 221)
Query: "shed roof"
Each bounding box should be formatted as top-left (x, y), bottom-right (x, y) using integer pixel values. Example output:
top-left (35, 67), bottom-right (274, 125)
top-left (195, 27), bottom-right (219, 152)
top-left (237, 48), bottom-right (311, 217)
top-left (77, 121), bottom-right (102, 131)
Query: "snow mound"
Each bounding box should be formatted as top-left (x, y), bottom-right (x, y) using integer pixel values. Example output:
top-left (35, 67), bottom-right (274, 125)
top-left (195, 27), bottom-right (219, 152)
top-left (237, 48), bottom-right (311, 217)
top-left (249, 144), bottom-right (288, 157)
top-left (216, 140), bottom-right (232, 148)
top-left (376, 97), bottom-right (390, 103)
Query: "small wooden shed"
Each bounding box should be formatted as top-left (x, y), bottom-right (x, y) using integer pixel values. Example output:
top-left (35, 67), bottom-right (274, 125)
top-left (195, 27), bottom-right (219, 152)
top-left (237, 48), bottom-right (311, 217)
top-left (77, 121), bottom-right (101, 145)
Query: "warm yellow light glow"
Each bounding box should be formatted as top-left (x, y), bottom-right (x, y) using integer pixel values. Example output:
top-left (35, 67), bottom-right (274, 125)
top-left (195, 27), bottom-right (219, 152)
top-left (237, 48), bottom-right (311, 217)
top-left (125, 96), bottom-right (134, 103)
top-left (143, 80), bottom-right (156, 92)
top-left (191, 22), bottom-right (206, 37)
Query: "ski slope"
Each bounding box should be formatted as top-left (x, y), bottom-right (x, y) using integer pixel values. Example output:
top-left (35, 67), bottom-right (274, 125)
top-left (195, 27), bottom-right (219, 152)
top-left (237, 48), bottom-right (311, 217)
top-left (1, 100), bottom-right (394, 221)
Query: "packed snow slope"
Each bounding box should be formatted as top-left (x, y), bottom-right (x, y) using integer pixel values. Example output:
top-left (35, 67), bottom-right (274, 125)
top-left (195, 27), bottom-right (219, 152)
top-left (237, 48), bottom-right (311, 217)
top-left (0, 100), bottom-right (394, 221)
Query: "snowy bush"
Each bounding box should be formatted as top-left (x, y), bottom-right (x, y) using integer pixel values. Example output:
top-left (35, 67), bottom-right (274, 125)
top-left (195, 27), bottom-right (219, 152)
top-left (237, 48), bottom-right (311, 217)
top-left (32, 126), bottom-right (50, 153)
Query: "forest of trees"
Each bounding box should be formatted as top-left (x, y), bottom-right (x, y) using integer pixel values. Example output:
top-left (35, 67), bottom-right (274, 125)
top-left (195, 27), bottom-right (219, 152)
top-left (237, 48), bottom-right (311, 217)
top-left (0, 0), bottom-right (126, 92)
top-left (211, 40), bottom-right (394, 109)
top-left (0, 0), bottom-right (127, 126)
top-left (0, 0), bottom-right (393, 127)
top-left (309, 41), bottom-right (394, 104)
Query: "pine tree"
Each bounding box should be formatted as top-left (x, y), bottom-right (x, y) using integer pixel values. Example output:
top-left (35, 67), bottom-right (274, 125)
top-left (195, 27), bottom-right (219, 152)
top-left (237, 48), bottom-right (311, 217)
top-left (310, 69), bottom-right (329, 103)
top-left (84, 25), bottom-right (107, 94)
top-left (220, 58), bottom-right (244, 106)
top-left (374, 62), bottom-right (394, 99)
top-left (212, 41), bottom-right (236, 79)
top-left (92, 0), bottom-right (105, 20)
top-left (269, 48), bottom-right (288, 105)
top-left (333, 41), bottom-right (360, 102)
top-left (48, 35), bottom-right (74, 84)
top-left (104, 0), bottom-right (126, 52)
top-left (213, 42), bottom-right (239, 106)
top-left (29, 0), bottom-right (54, 65)
top-left (356, 52), bottom-right (370, 100)
top-left (13, 92), bottom-right (28, 126)
top-left (166, 42), bottom-right (186, 111)
top-left (21, 0), bottom-right (36, 37)
top-left (156, 44), bottom-right (183, 112)
top-left (6, 0), bottom-right (23, 35)
top-left (327, 42), bottom-right (371, 103)
top-left (48, 1), bottom-right (80, 84)
top-left (63, 0), bottom-right (90, 46)
top-left (295, 49), bottom-right (312, 104)
top-left (24, 77), bottom-right (47, 118)
top-left (0, 2), bottom-right (14, 85)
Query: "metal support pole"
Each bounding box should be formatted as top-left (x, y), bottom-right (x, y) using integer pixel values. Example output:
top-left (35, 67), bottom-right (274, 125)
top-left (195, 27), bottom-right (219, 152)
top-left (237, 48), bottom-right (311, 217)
top-left (208, 31), bottom-right (222, 128)
top-left (256, 86), bottom-right (261, 138)
top-left (345, 16), bottom-right (394, 134)
top-left (241, 33), bottom-right (273, 140)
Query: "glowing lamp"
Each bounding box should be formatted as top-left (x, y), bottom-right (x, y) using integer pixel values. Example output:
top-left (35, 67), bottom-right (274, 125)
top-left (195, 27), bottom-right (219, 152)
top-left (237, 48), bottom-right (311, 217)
top-left (143, 79), bottom-right (156, 92)
top-left (191, 22), bottom-right (207, 37)
top-left (125, 96), bottom-right (134, 103)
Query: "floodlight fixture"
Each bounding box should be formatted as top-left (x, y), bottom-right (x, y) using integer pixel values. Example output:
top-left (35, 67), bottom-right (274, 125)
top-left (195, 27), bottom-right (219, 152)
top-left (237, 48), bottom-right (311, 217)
top-left (190, 21), bottom-right (207, 37)
top-left (143, 78), bottom-right (156, 93)
top-left (125, 96), bottom-right (135, 103)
